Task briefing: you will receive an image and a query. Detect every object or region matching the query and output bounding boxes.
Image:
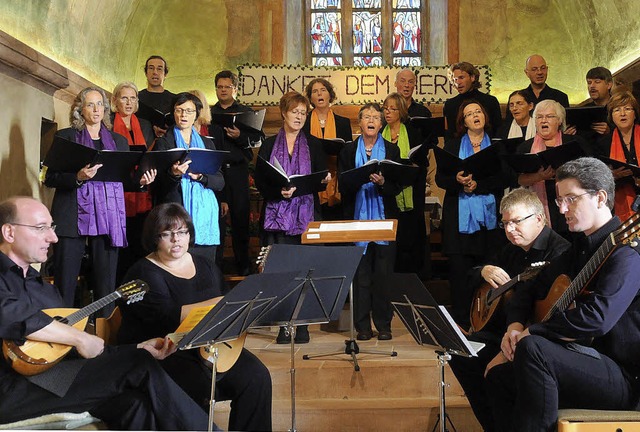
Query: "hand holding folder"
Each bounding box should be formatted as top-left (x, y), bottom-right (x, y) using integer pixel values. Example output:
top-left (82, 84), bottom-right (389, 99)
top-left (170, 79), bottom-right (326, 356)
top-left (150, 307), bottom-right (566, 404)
top-left (503, 142), bottom-right (585, 173)
top-left (211, 109), bottom-right (266, 133)
top-left (565, 106), bottom-right (608, 131)
top-left (432, 144), bottom-right (501, 180)
top-left (339, 158), bottom-right (419, 190)
top-left (139, 148), bottom-right (229, 175)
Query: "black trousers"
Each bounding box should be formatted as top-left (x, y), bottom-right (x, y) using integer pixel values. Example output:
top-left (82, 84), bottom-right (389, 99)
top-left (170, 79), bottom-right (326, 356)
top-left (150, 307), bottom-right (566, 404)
top-left (161, 348), bottom-right (272, 431)
top-left (54, 235), bottom-right (118, 317)
top-left (485, 335), bottom-right (638, 432)
top-left (353, 242), bottom-right (396, 333)
top-left (224, 164), bottom-right (251, 271)
top-left (0, 347), bottom-right (209, 430)
top-left (395, 207), bottom-right (430, 278)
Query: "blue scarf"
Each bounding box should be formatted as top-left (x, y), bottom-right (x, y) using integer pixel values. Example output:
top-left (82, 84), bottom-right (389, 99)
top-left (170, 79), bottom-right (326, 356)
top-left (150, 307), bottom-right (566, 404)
top-left (458, 133), bottom-right (497, 234)
top-left (174, 126), bottom-right (220, 246)
top-left (354, 134), bottom-right (388, 250)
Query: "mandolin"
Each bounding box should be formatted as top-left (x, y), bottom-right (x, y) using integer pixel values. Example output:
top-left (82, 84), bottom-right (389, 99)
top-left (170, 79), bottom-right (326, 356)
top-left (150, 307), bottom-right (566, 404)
top-left (3, 280), bottom-right (148, 376)
top-left (469, 261), bottom-right (549, 333)
top-left (534, 213), bottom-right (640, 323)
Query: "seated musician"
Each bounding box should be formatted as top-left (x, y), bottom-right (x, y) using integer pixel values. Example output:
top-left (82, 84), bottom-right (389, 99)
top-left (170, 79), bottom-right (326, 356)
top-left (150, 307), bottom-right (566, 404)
top-left (449, 188), bottom-right (569, 431)
top-left (485, 158), bottom-right (640, 431)
top-left (0, 196), bottom-right (208, 430)
top-left (117, 202), bottom-right (272, 432)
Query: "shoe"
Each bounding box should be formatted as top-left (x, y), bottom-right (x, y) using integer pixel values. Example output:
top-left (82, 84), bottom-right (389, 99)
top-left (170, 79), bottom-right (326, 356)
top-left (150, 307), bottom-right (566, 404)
top-left (377, 331), bottom-right (392, 341)
top-left (294, 325), bottom-right (310, 344)
top-left (275, 327), bottom-right (291, 344)
top-left (356, 330), bottom-right (373, 341)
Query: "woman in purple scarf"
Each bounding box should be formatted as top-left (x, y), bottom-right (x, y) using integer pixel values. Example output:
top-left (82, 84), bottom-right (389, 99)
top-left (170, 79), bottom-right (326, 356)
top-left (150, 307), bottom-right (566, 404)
top-left (44, 87), bottom-right (155, 316)
top-left (254, 91), bottom-right (329, 344)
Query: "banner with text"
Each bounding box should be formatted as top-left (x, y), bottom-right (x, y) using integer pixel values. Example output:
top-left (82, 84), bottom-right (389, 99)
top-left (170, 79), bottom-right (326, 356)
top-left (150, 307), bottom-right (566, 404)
top-left (237, 64), bottom-right (492, 106)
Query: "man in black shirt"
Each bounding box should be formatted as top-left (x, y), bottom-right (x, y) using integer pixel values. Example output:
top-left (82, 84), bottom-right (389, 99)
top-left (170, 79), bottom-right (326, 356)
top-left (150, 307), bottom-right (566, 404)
top-left (0, 196), bottom-right (208, 430)
top-left (443, 61), bottom-right (502, 138)
top-left (395, 69), bottom-right (432, 119)
top-left (568, 67), bottom-right (613, 145)
top-left (210, 70), bottom-right (263, 276)
top-left (138, 55), bottom-right (176, 137)
top-left (449, 188), bottom-right (569, 431)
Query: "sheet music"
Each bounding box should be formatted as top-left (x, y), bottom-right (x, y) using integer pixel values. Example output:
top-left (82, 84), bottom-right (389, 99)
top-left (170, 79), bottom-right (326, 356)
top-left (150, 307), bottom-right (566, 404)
top-left (318, 220), bottom-right (394, 231)
top-left (438, 306), bottom-right (483, 356)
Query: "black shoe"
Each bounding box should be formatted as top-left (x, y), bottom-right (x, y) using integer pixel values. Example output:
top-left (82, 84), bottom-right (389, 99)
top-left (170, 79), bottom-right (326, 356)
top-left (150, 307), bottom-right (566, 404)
top-left (356, 330), bottom-right (373, 341)
top-left (377, 331), bottom-right (392, 341)
top-left (294, 325), bottom-right (310, 344)
top-left (275, 327), bottom-right (291, 344)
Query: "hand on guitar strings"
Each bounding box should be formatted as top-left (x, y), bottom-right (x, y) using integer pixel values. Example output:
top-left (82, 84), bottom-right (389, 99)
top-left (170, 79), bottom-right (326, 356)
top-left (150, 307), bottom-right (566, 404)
top-left (76, 332), bottom-right (105, 359)
top-left (137, 337), bottom-right (176, 360)
top-left (480, 265), bottom-right (511, 288)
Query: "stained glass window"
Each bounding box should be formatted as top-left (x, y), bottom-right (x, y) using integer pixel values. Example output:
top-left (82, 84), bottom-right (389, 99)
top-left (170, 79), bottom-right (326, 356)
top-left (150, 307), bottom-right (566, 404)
top-left (310, 1), bottom-right (343, 66)
top-left (392, 0), bottom-right (421, 66)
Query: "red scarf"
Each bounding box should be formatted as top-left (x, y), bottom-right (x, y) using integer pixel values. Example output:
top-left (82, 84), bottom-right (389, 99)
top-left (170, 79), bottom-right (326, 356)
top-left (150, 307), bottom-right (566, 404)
top-left (113, 113), bottom-right (152, 216)
top-left (610, 125), bottom-right (640, 220)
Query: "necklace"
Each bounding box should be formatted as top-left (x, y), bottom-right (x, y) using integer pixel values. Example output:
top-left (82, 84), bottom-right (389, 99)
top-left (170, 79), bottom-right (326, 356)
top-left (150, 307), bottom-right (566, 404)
top-left (319, 118), bottom-right (326, 127)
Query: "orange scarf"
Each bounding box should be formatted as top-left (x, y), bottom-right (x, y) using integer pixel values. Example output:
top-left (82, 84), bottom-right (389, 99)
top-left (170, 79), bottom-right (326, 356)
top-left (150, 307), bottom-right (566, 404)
top-left (610, 125), bottom-right (640, 220)
top-left (530, 133), bottom-right (562, 227)
top-left (310, 109), bottom-right (341, 206)
top-left (113, 113), bottom-right (152, 216)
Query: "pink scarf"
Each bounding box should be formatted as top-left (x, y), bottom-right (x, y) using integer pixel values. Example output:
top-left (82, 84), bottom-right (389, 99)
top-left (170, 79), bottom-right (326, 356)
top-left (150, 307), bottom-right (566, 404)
top-left (530, 133), bottom-right (562, 227)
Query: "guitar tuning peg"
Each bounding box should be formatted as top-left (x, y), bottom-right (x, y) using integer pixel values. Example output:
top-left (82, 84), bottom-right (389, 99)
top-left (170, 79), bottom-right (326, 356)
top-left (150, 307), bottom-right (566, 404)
top-left (631, 240), bottom-right (638, 248)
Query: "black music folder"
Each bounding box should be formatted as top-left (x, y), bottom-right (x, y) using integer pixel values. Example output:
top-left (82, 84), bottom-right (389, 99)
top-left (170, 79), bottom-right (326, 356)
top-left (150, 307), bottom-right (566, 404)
top-left (432, 143), bottom-right (501, 180)
top-left (598, 156), bottom-right (640, 177)
top-left (404, 141), bottom-right (430, 166)
top-left (319, 137), bottom-right (350, 156)
top-left (566, 105), bottom-right (608, 130)
top-left (256, 156), bottom-right (328, 197)
top-left (409, 116), bottom-right (446, 138)
top-left (502, 141), bottom-right (585, 173)
top-left (491, 137), bottom-right (527, 155)
top-left (43, 136), bottom-right (143, 182)
top-left (211, 109), bottom-right (266, 133)
top-left (339, 158), bottom-right (420, 189)
top-left (136, 102), bottom-right (171, 128)
top-left (138, 148), bottom-right (228, 175)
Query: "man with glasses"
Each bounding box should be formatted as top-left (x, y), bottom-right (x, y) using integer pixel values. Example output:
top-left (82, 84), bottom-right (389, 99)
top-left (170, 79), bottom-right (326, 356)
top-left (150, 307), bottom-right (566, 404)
top-left (137, 55), bottom-right (175, 137)
top-left (0, 196), bottom-right (209, 430)
top-left (449, 188), bottom-right (569, 431)
top-left (485, 157), bottom-right (640, 431)
top-left (210, 70), bottom-right (264, 276)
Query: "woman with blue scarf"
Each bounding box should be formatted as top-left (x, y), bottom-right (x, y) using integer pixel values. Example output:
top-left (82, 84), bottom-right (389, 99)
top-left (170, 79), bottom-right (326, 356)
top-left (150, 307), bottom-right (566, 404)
top-left (436, 100), bottom-right (507, 328)
top-left (153, 92), bottom-right (224, 268)
top-left (255, 91), bottom-right (329, 344)
top-left (338, 103), bottom-right (402, 341)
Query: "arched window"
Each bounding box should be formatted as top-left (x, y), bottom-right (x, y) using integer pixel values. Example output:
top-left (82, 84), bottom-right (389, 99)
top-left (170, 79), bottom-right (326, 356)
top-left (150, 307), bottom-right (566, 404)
top-left (308, 0), bottom-right (425, 67)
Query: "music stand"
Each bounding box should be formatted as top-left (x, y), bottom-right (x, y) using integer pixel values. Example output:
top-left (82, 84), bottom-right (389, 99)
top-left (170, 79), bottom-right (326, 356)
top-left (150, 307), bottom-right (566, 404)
top-left (384, 273), bottom-right (484, 432)
top-left (255, 244), bottom-right (364, 432)
top-left (175, 283), bottom-right (278, 432)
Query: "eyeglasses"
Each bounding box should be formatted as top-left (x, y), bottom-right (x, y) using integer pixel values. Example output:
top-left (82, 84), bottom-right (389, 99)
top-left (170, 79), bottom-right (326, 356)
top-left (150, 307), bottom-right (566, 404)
top-left (10, 223), bottom-right (57, 233)
top-left (216, 85), bottom-right (234, 90)
top-left (498, 214), bottom-right (534, 229)
top-left (85, 102), bottom-right (104, 110)
top-left (362, 115), bottom-right (382, 121)
top-left (290, 109), bottom-right (307, 116)
top-left (535, 114), bottom-right (558, 121)
top-left (383, 106), bottom-right (399, 112)
top-left (158, 229), bottom-right (190, 241)
top-left (612, 106), bottom-right (634, 115)
top-left (554, 191), bottom-right (594, 208)
top-left (174, 108), bottom-right (196, 115)
top-left (464, 110), bottom-right (483, 119)
top-left (119, 96), bottom-right (138, 103)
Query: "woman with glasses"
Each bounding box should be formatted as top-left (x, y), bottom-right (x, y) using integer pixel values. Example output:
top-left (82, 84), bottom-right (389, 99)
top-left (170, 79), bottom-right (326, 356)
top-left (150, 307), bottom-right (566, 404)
top-left (515, 99), bottom-right (590, 237)
top-left (338, 103), bottom-right (402, 341)
top-left (303, 78), bottom-right (353, 220)
top-left (597, 90), bottom-right (640, 220)
top-left (254, 91), bottom-right (329, 344)
top-left (44, 87), bottom-right (156, 315)
top-left (118, 203), bottom-right (272, 432)
top-left (153, 92), bottom-right (225, 267)
top-left (381, 92), bottom-right (429, 275)
top-left (436, 99), bottom-right (507, 328)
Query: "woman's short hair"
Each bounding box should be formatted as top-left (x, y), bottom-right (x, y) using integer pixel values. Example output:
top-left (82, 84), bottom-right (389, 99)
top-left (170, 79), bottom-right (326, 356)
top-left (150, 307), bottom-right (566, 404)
top-left (358, 103), bottom-right (383, 121)
top-left (111, 82), bottom-right (139, 114)
top-left (449, 62), bottom-right (481, 90)
top-left (500, 188), bottom-right (546, 223)
top-left (508, 89), bottom-right (535, 106)
top-left (455, 99), bottom-right (491, 137)
top-left (70, 87), bottom-right (112, 130)
top-left (189, 89), bottom-right (212, 126)
top-left (279, 91), bottom-right (310, 117)
top-left (142, 203), bottom-right (195, 252)
top-left (305, 78), bottom-right (336, 105)
top-left (606, 90), bottom-right (640, 125)
top-left (533, 99), bottom-right (566, 132)
top-left (172, 92), bottom-right (204, 120)
top-left (383, 93), bottom-right (409, 123)
top-left (556, 157), bottom-right (615, 210)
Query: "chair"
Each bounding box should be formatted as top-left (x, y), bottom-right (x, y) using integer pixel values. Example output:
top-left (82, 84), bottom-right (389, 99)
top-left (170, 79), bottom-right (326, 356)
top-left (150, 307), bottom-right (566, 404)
top-left (557, 409), bottom-right (640, 432)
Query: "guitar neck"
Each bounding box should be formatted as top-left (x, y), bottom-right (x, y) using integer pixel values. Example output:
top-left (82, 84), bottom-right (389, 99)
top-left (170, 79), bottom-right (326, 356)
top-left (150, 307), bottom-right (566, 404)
top-left (487, 276), bottom-right (519, 303)
top-left (63, 291), bottom-right (121, 325)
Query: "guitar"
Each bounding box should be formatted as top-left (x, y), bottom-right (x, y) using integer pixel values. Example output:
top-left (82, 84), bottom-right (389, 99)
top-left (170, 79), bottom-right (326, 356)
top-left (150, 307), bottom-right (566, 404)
top-left (469, 261), bottom-right (549, 333)
top-left (3, 280), bottom-right (148, 376)
top-left (534, 213), bottom-right (640, 323)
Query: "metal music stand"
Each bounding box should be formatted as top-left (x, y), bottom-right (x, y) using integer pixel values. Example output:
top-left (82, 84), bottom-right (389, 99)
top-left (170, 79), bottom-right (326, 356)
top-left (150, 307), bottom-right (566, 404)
top-left (384, 273), bottom-right (485, 432)
top-left (255, 244), bottom-right (364, 432)
top-left (175, 285), bottom-right (277, 432)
